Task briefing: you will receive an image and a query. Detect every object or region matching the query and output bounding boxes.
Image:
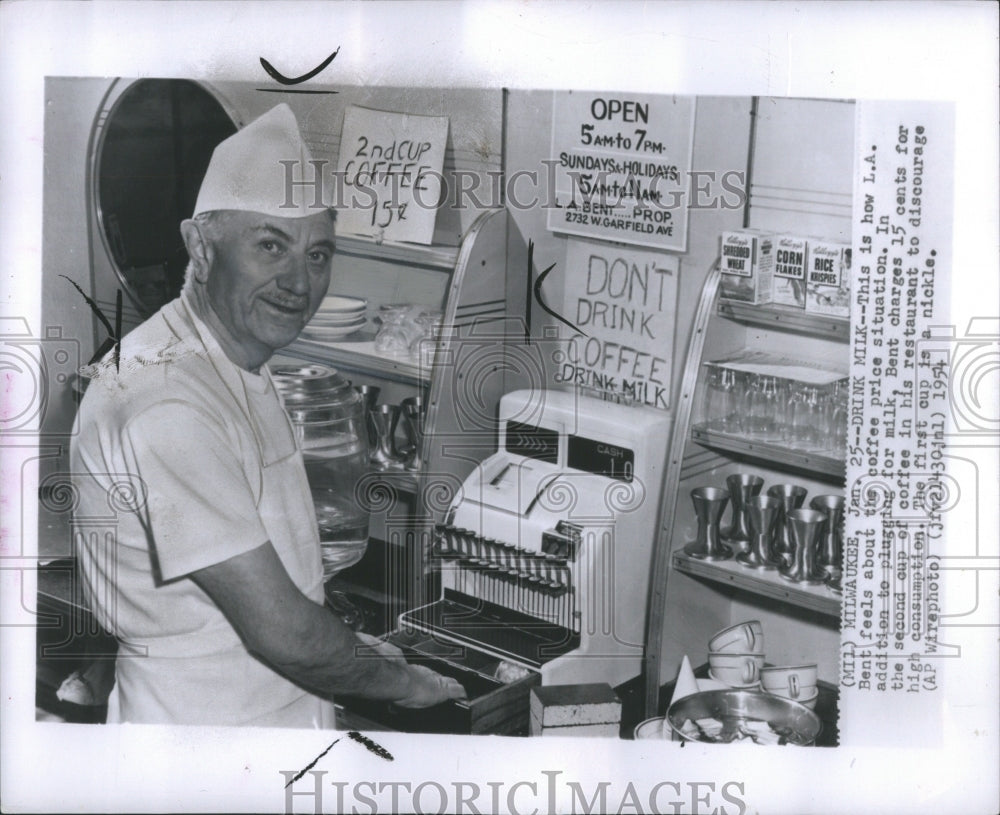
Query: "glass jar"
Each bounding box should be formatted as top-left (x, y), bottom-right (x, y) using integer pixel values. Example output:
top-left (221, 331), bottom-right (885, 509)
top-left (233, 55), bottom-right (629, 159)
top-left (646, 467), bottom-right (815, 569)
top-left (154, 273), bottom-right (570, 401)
top-left (270, 364), bottom-right (370, 578)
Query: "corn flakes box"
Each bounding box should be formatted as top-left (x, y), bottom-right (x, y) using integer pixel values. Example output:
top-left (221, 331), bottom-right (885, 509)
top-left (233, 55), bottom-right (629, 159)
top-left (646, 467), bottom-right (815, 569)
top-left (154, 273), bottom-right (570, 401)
top-left (772, 235), bottom-right (808, 308)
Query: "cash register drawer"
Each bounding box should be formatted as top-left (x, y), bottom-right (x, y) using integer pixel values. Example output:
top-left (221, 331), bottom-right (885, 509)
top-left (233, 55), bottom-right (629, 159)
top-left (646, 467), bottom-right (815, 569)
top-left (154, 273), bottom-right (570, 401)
top-left (337, 632), bottom-right (540, 735)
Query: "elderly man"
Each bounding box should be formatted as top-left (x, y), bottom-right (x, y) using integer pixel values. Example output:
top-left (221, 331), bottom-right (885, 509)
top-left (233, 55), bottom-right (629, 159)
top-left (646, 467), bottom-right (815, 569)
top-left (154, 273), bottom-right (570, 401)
top-left (71, 104), bottom-right (464, 726)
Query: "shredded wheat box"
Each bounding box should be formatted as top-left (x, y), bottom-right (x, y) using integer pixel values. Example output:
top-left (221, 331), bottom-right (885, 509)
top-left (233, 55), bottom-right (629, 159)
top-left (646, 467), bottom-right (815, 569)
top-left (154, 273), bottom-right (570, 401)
top-left (806, 240), bottom-right (851, 317)
top-left (772, 235), bottom-right (809, 308)
top-left (719, 230), bottom-right (774, 304)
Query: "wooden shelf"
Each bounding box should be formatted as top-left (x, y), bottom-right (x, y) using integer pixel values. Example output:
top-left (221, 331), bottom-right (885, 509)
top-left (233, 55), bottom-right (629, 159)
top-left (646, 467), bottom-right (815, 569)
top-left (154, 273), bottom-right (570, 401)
top-left (691, 425), bottom-right (845, 481)
top-left (717, 300), bottom-right (849, 342)
top-left (336, 234), bottom-right (459, 271)
top-left (286, 337), bottom-right (431, 385)
top-left (672, 549), bottom-right (841, 618)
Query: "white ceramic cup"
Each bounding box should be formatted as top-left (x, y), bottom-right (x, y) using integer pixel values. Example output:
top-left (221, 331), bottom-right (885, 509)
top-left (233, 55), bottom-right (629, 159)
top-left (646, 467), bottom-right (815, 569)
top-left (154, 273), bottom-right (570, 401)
top-left (767, 686), bottom-right (819, 709)
top-left (708, 620), bottom-right (764, 654)
top-left (796, 688), bottom-right (820, 710)
top-left (708, 652), bottom-right (765, 686)
top-left (761, 664), bottom-right (818, 699)
top-left (634, 717), bottom-right (668, 739)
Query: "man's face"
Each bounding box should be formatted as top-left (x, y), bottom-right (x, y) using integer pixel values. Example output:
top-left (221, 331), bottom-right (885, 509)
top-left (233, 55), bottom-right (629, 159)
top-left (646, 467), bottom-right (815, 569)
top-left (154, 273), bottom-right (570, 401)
top-left (204, 210), bottom-right (335, 363)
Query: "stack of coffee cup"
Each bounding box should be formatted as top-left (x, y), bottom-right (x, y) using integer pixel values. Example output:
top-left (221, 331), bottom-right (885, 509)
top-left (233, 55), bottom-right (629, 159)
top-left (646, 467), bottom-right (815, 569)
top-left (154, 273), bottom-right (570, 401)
top-left (707, 620), bottom-right (765, 689)
top-left (761, 664), bottom-right (819, 709)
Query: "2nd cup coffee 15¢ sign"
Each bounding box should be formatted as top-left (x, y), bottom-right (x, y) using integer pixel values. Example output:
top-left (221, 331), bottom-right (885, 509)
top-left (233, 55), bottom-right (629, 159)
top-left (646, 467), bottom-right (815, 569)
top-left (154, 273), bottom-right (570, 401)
top-left (548, 92), bottom-right (696, 252)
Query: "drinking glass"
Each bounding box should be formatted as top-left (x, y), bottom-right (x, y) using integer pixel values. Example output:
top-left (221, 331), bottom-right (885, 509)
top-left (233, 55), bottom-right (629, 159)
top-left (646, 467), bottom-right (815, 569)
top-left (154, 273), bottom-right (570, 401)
top-left (744, 374), bottom-right (786, 441)
top-left (788, 382), bottom-right (830, 450)
top-left (828, 378), bottom-right (849, 453)
top-left (703, 366), bottom-right (744, 434)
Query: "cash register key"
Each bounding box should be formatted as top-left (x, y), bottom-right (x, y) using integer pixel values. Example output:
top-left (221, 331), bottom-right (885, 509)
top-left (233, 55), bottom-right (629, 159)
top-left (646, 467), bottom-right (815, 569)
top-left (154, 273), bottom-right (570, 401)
top-left (456, 528), bottom-right (475, 556)
top-left (437, 525), bottom-right (458, 557)
top-left (527, 557), bottom-right (545, 584)
top-left (541, 559), bottom-right (559, 589)
top-left (467, 534), bottom-right (482, 563)
top-left (479, 538), bottom-right (497, 568)
top-left (471, 537), bottom-right (490, 568)
top-left (431, 525), bottom-right (446, 556)
top-left (444, 524), bottom-right (463, 555)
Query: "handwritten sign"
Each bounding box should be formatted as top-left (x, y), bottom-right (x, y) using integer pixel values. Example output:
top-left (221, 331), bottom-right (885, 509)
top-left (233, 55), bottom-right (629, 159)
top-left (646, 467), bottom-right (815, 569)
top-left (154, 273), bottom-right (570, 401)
top-left (335, 105), bottom-right (448, 244)
top-left (555, 239), bottom-right (678, 409)
top-left (548, 92), bottom-right (695, 251)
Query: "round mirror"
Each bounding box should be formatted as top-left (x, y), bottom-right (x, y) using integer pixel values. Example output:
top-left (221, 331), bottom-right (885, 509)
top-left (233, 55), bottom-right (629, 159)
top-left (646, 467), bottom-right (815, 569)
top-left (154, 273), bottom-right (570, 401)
top-left (96, 79), bottom-right (238, 315)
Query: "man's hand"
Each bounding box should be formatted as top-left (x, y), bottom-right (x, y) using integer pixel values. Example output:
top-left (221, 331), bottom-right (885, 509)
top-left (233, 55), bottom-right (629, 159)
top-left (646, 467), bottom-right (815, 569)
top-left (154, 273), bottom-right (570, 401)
top-left (355, 632), bottom-right (408, 665)
top-left (355, 633), bottom-right (468, 708)
top-left (394, 664), bottom-right (467, 708)
top-left (191, 542), bottom-right (469, 706)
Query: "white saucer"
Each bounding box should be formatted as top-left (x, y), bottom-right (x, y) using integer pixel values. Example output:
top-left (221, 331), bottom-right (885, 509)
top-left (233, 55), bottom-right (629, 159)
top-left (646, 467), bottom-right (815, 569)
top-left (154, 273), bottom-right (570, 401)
top-left (309, 314), bottom-right (367, 327)
top-left (301, 324), bottom-right (365, 340)
top-left (320, 295), bottom-right (367, 314)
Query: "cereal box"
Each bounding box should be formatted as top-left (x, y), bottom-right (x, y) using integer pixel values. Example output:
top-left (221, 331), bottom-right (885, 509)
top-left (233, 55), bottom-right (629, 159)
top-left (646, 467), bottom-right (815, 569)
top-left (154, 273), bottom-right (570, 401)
top-left (719, 230), bottom-right (774, 304)
top-left (772, 235), bottom-right (808, 308)
top-left (806, 240), bottom-right (851, 317)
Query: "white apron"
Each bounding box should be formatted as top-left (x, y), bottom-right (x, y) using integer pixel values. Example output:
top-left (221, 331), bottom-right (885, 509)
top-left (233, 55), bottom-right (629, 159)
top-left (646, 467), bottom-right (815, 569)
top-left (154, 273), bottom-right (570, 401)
top-left (105, 301), bottom-right (336, 728)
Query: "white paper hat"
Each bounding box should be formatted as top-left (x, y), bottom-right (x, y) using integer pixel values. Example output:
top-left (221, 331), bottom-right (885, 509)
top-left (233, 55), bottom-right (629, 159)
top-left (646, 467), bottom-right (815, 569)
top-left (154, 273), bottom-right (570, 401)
top-left (192, 103), bottom-right (326, 218)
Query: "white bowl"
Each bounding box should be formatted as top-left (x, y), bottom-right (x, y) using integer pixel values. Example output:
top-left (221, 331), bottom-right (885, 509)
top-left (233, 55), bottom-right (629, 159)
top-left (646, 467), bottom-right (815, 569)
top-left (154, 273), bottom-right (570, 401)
top-left (633, 716), bottom-right (668, 739)
top-left (301, 324), bottom-right (366, 341)
top-left (708, 652), bottom-right (765, 687)
top-left (761, 664), bottom-right (818, 698)
top-left (767, 687), bottom-right (819, 710)
top-left (709, 620), bottom-right (764, 654)
top-left (708, 669), bottom-right (760, 691)
top-left (320, 295), bottom-right (367, 313)
top-left (309, 313), bottom-right (368, 327)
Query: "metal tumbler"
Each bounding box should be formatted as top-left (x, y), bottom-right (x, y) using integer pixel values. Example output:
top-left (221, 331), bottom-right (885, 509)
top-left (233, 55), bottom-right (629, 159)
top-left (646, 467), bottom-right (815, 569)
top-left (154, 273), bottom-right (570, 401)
top-left (767, 483), bottom-right (808, 567)
top-left (684, 486), bottom-right (733, 561)
top-left (737, 494), bottom-right (783, 570)
top-left (810, 494), bottom-right (845, 578)
top-left (779, 508), bottom-right (827, 584)
top-left (721, 473), bottom-right (765, 550)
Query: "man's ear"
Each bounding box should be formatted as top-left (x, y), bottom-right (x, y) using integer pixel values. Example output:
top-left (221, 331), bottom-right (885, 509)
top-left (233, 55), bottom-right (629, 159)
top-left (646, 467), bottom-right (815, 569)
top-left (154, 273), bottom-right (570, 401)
top-left (180, 219), bottom-right (214, 284)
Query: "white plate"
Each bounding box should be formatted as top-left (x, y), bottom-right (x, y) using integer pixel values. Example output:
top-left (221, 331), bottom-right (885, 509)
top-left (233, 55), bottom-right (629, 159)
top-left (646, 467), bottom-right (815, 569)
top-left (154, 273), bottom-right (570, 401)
top-left (309, 313), bottom-right (367, 327)
top-left (301, 324), bottom-right (365, 340)
top-left (320, 295), bottom-right (367, 314)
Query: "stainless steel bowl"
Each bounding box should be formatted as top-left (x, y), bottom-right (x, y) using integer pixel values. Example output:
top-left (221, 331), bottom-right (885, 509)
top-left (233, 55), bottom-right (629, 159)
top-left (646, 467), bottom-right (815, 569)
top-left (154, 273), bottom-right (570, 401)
top-left (667, 689), bottom-right (821, 745)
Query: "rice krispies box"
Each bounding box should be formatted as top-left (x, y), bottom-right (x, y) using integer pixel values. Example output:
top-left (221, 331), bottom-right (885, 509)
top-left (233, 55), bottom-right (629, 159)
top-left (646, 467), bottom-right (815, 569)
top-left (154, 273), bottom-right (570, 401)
top-left (719, 230), bottom-right (774, 304)
top-left (772, 235), bottom-right (808, 308)
top-left (806, 240), bottom-right (851, 317)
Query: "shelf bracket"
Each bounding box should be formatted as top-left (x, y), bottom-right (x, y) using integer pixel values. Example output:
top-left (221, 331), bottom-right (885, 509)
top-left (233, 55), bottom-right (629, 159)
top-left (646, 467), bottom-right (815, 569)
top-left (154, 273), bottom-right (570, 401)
top-left (641, 256), bottom-right (722, 720)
